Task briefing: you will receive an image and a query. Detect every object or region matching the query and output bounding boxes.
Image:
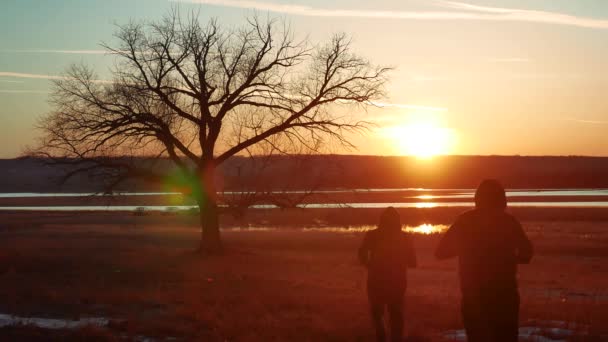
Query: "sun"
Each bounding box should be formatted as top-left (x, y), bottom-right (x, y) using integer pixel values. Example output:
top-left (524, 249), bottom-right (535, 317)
top-left (384, 120), bottom-right (456, 158)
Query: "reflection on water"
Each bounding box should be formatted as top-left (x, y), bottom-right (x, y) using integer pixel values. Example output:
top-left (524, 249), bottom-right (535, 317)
top-left (0, 313), bottom-right (108, 330)
top-left (506, 189), bottom-right (608, 197)
top-left (2, 189), bottom-right (608, 199)
top-left (0, 192), bottom-right (181, 198)
top-left (301, 226), bottom-right (372, 233)
top-left (1, 188), bottom-right (608, 212)
top-left (0, 205), bottom-right (197, 212)
top-left (298, 202), bottom-right (469, 209)
top-left (415, 195), bottom-right (437, 200)
top-left (296, 224), bottom-right (447, 234)
top-left (2, 201), bottom-right (608, 212)
top-left (225, 227), bottom-right (277, 232)
top-left (412, 202), bottom-right (442, 208)
top-left (405, 223), bottom-right (447, 234)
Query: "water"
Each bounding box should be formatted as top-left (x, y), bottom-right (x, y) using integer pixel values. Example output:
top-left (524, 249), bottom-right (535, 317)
top-left (0, 205), bottom-right (198, 211)
top-left (0, 313), bottom-right (108, 330)
top-left (0, 192), bottom-right (181, 198)
top-left (227, 224), bottom-right (448, 234)
top-left (410, 189), bottom-right (608, 199)
top-left (1, 201), bottom-right (608, 212)
top-left (1, 189), bottom-right (607, 198)
top-left (0, 189), bottom-right (607, 211)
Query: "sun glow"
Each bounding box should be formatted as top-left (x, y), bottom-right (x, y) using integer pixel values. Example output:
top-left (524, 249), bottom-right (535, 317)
top-left (384, 114), bottom-right (456, 158)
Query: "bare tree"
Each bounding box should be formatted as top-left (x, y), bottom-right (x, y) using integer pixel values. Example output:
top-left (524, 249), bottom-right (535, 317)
top-left (33, 10), bottom-right (391, 254)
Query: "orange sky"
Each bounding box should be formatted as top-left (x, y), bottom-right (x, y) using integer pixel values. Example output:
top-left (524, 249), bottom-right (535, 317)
top-left (1, 0), bottom-right (608, 158)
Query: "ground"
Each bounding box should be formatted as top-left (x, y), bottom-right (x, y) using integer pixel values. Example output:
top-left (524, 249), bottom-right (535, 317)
top-left (0, 211), bottom-right (606, 341)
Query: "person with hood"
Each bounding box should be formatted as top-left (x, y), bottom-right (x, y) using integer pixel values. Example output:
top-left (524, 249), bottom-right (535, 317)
top-left (359, 207), bottom-right (417, 342)
top-left (435, 179), bottom-right (533, 342)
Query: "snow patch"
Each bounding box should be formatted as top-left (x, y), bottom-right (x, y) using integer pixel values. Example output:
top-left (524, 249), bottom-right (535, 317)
top-left (444, 323), bottom-right (578, 342)
top-left (0, 313), bottom-right (109, 329)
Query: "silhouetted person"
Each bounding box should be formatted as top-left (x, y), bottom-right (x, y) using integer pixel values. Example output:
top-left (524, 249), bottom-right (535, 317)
top-left (359, 207), bottom-right (417, 342)
top-left (435, 179), bottom-right (533, 342)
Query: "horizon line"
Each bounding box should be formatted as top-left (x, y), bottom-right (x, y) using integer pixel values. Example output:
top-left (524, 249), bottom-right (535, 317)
top-left (6, 154), bottom-right (608, 161)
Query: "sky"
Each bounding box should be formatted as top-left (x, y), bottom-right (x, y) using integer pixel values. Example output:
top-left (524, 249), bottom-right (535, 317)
top-left (1, 0), bottom-right (608, 158)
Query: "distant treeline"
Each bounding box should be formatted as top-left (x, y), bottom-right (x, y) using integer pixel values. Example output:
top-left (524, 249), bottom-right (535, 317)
top-left (1, 155), bottom-right (607, 192)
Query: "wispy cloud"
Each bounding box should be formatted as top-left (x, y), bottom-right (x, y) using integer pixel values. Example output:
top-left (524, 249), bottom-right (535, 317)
top-left (0, 72), bottom-right (112, 84)
top-left (438, 1), bottom-right (513, 14)
top-left (0, 89), bottom-right (48, 94)
top-left (370, 102), bottom-right (448, 112)
top-left (0, 72), bottom-right (72, 80)
top-left (439, 1), bottom-right (608, 29)
top-left (172, 0), bottom-right (608, 29)
top-left (0, 79), bottom-right (25, 83)
top-left (509, 73), bottom-right (581, 80)
top-left (408, 75), bottom-right (449, 82)
top-left (561, 117), bottom-right (608, 125)
top-left (0, 71), bottom-right (445, 112)
top-left (172, 0), bottom-right (480, 19)
top-left (1, 49), bottom-right (111, 55)
top-left (490, 58), bottom-right (530, 63)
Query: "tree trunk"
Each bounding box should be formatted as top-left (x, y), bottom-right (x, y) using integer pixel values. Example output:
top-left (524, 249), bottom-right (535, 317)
top-left (199, 199), bottom-right (223, 254)
top-left (197, 164), bottom-right (223, 254)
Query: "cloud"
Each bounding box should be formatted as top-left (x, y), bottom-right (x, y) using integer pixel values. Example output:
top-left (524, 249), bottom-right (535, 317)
top-left (0, 72), bottom-right (69, 81)
top-left (172, 0), bottom-right (608, 29)
top-left (172, 0), bottom-right (477, 19)
top-left (409, 75), bottom-right (449, 82)
top-left (437, 1), bottom-right (513, 14)
top-left (0, 89), bottom-right (48, 94)
top-left (1, 49), bottom-right (111, 55)
top-left (437, 1), bottom-right (608, 29)
top-left (0, 79), bottom-right (25, 83)
top-left (369, 102), bottom-right (448, 112)
top-left (508, 73), bottom-right (581, 80)
top-left (0, 72), bottom-right (112, 84)
top-left (490, 58), bottom-right (530, 63)
top-left (561, 117), bottom-right (608, 125)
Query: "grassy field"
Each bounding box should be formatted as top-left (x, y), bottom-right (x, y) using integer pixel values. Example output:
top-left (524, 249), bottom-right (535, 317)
top-left (0, 211), bottom-right (606, 341)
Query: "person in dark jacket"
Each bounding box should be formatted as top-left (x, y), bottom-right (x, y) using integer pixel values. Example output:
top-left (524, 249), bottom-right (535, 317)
top-left (359, 207), bottom-right (417, 342)
top-left (435, 179), bottom-right (533, 342)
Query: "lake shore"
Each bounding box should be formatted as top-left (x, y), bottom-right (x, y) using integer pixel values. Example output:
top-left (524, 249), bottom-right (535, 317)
top-left (1, 190), bottom-right (608, 208)
top-left (0, 210), bottom-right (606, 340)
top-left (3, 206), bottom-right (608, 229)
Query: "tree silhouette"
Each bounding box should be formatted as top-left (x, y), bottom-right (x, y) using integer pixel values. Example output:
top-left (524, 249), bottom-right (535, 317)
top-left (34, 10), bottom-right (391, 254)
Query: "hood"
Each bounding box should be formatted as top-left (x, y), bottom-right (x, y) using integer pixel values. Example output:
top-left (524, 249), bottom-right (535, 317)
top-left (379, 206), bottom-right (401, 232)
top-left (475, 179), bottom-right (507, 210)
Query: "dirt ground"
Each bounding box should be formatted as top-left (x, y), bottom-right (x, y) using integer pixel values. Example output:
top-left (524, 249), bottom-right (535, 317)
top-left (0, 211), bottom-right (606, 341)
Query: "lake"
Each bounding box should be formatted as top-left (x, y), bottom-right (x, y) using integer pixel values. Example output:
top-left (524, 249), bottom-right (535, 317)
top-left (0, 189), bottom-right (607, 211)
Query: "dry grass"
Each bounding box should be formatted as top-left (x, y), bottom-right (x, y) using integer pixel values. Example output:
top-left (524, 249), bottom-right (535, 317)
top-left (0, 213), bottom-right (606, 341)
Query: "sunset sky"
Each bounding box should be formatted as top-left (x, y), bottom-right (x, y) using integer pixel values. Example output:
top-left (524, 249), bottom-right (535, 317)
top-left (1, 0), bottom-right (607, 158)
